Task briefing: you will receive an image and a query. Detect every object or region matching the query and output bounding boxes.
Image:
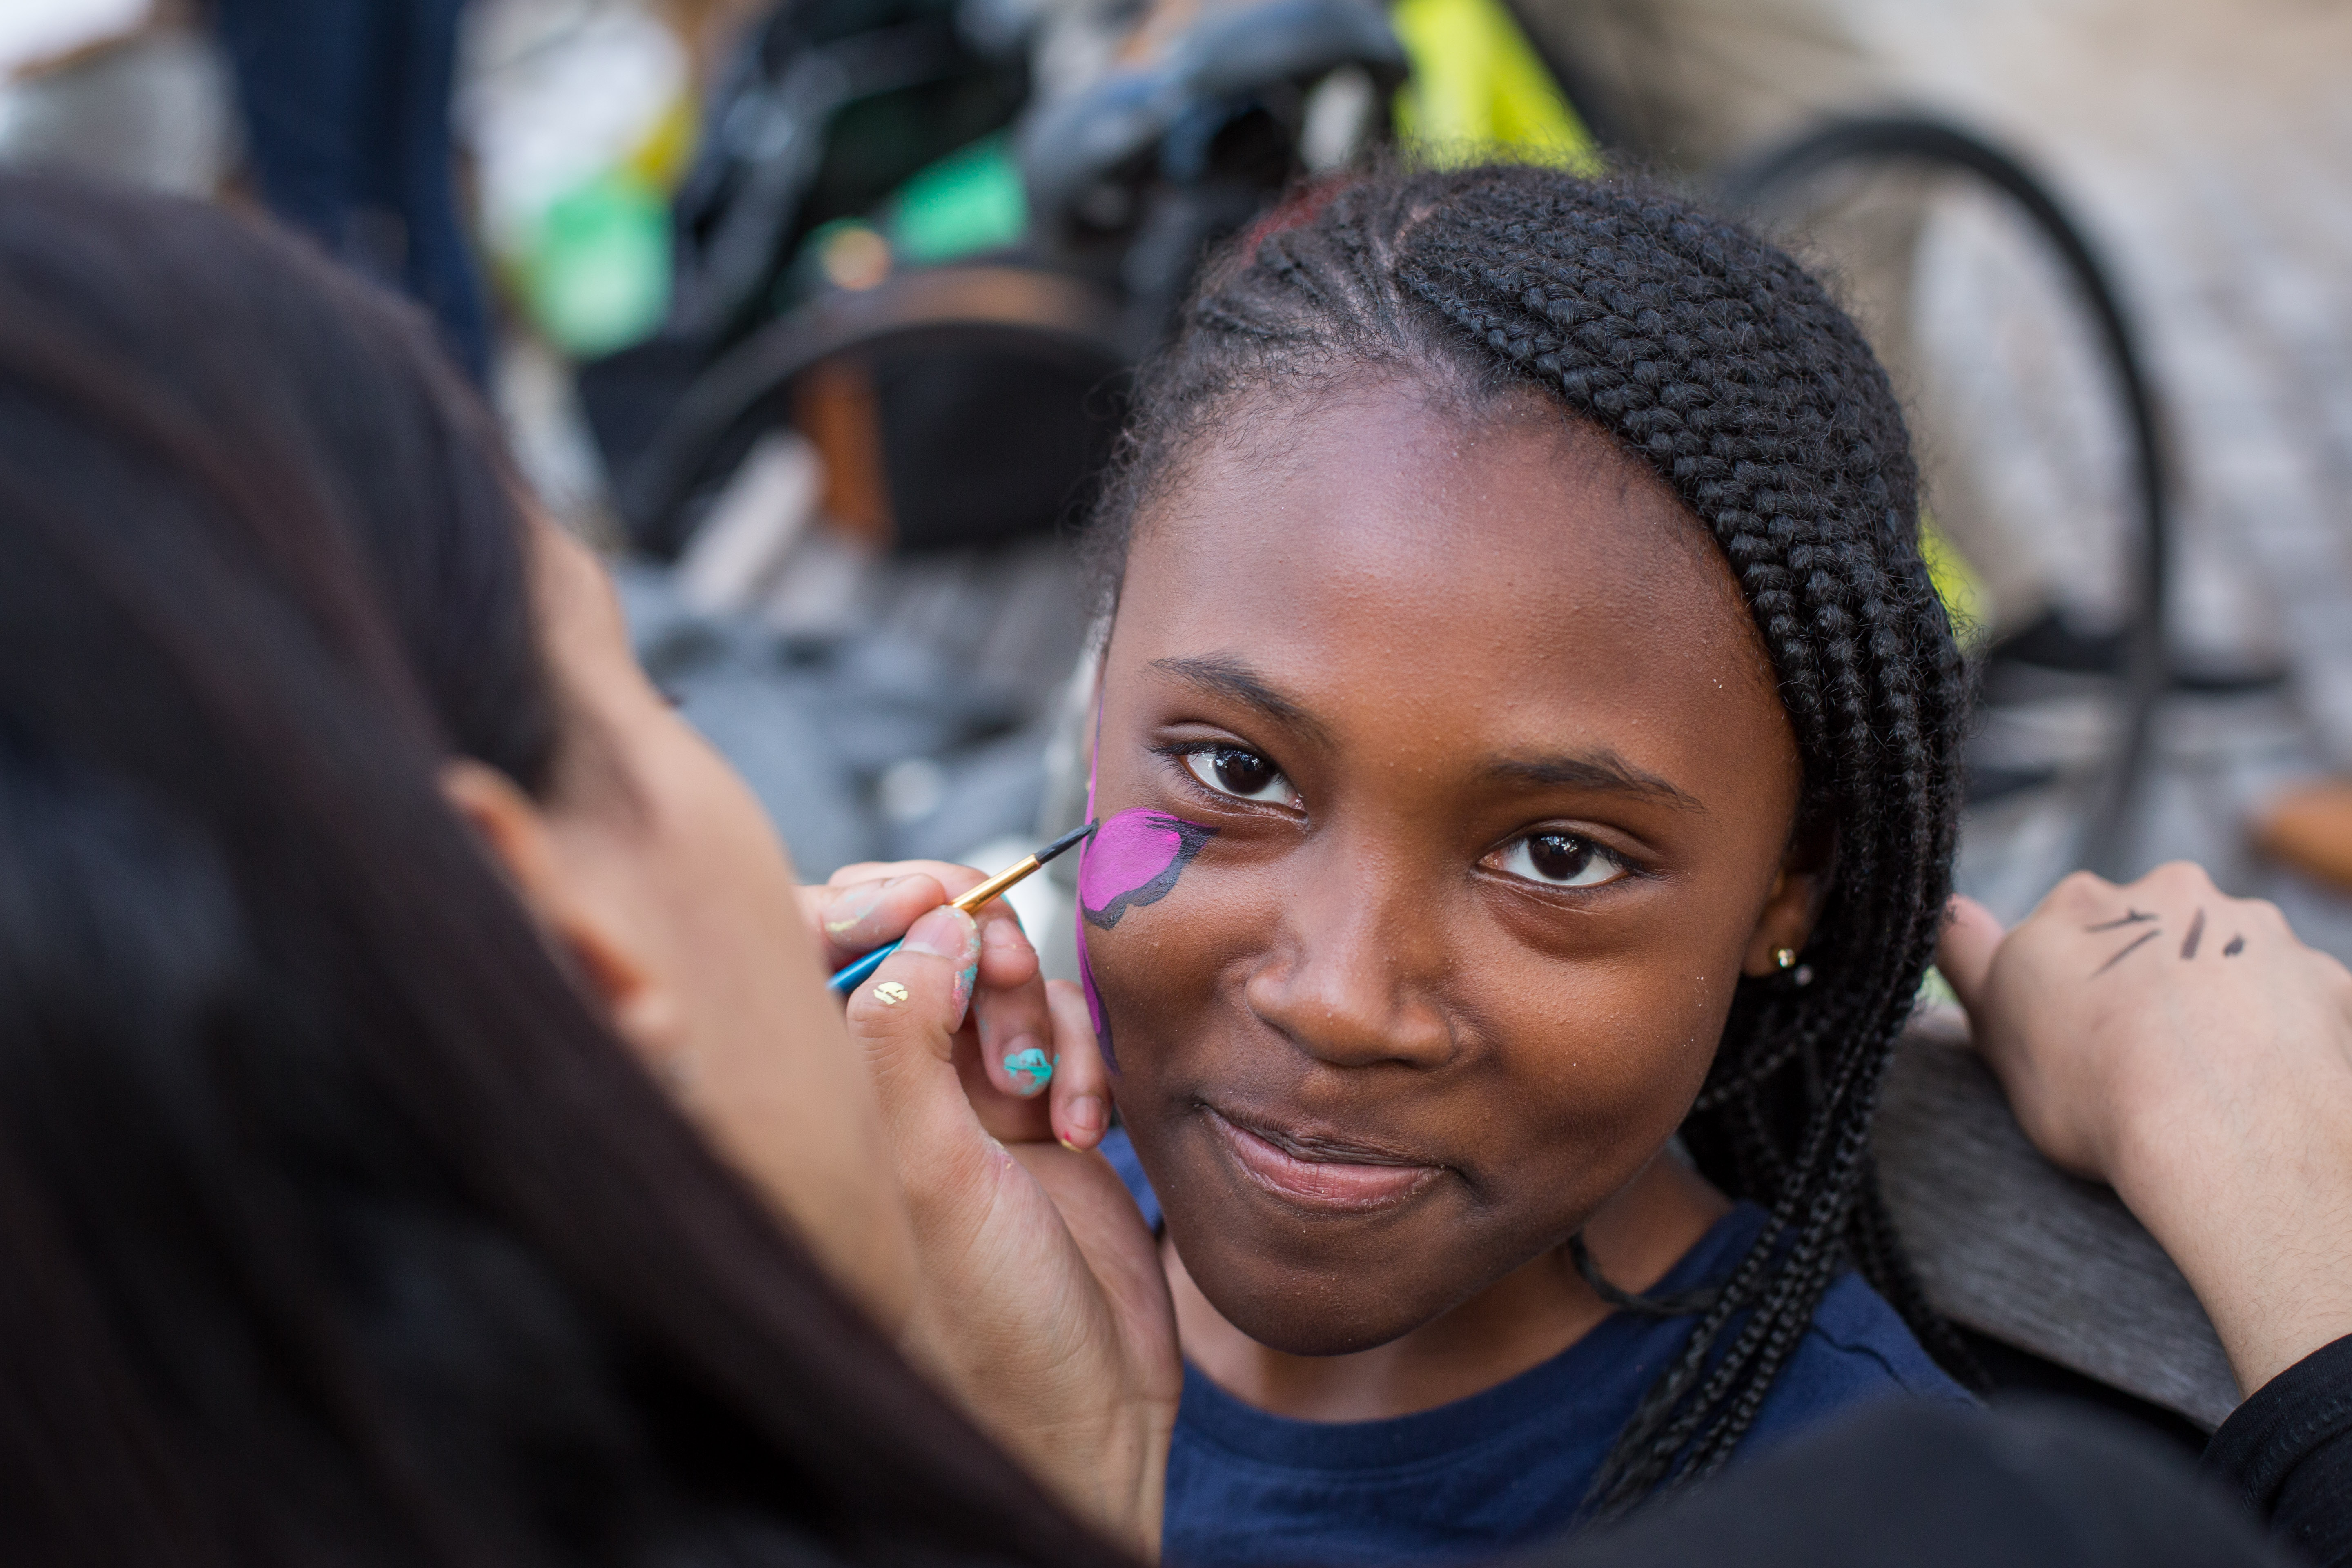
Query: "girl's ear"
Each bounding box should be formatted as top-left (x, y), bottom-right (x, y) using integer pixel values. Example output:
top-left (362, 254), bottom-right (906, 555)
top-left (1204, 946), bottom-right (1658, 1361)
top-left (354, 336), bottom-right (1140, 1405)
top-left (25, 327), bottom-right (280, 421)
top-left (437, 759), bottom-right (682, 1058)
top-left (1740, 826), bottom-right (1835, 978)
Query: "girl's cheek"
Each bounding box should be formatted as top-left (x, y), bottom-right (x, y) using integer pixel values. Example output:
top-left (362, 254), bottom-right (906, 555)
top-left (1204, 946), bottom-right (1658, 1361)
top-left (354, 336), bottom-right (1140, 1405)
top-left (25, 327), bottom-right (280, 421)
top-left (1486, 951), bottom-right (1722, 1117)
top-left (1084, 874), bottom-right (1272, 1063)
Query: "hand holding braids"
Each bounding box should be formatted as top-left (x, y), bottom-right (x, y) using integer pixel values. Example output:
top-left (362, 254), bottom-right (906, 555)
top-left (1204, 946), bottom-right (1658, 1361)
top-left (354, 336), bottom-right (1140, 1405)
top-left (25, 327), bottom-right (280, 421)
top-left (1086, 164), bottom-right (1973, 1513)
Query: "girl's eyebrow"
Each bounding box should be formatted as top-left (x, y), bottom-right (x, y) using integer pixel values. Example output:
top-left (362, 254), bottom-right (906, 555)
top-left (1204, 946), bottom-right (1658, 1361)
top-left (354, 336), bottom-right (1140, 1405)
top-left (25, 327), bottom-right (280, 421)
top-left (1146, 653), bottom-right (1698, 810)
top-left (1148, 654), bottom-right (1334, 747)
top-left (1480, 753), bottom-right (1704, 812)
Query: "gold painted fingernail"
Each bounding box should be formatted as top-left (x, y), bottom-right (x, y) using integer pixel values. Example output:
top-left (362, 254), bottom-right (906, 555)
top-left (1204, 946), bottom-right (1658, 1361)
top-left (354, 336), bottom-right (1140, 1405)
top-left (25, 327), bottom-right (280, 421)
top-left (873, 981), bottom-right (910, 1005)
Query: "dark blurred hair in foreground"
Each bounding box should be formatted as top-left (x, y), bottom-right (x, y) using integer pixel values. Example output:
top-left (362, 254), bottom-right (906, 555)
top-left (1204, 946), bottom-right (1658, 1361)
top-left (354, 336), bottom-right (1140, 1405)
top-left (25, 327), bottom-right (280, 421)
top-left (0, 174), bottom-right (1116, 1568)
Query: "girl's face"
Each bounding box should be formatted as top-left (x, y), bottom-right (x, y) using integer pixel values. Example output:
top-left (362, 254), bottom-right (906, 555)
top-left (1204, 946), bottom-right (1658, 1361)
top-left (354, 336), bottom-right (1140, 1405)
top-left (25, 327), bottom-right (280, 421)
top-left (1088, 378), bottom-right (1818, 1356)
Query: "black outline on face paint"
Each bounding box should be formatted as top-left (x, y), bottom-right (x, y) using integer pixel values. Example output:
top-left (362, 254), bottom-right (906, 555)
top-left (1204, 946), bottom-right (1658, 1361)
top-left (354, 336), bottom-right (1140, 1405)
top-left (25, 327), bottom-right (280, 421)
top-left (1079, 814), bottom-right (1218, 931)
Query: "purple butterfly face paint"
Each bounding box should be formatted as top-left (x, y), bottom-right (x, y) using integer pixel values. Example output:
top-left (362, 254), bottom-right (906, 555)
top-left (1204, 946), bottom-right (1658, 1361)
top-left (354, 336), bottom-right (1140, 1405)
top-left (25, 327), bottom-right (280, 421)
top-left (1079, 810), bottom-right (1218, 929)
top-left (1074, 806), bottom-right (1215, 1069)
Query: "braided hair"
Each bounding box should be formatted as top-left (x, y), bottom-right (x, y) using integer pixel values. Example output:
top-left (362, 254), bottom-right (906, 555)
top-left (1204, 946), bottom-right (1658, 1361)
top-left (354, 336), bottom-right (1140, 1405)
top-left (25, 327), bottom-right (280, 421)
top-left (1083, 164), bottom-right (1975, 1515)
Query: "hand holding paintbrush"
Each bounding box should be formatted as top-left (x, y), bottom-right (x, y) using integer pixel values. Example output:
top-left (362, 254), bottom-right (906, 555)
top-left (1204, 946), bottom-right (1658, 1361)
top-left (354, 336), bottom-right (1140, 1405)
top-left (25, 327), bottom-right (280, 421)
top-left (802, 826), bottom-right (1111, 1150)
top-left (826, 823), bottom-right (1095, 992)
top-left (828, 849), bottom-right (1175, 1553)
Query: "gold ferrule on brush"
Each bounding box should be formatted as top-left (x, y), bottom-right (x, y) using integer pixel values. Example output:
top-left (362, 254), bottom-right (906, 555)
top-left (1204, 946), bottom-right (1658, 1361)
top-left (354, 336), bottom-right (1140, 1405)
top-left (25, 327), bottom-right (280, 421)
top-left (952, 855), bottom-right (1042, 913)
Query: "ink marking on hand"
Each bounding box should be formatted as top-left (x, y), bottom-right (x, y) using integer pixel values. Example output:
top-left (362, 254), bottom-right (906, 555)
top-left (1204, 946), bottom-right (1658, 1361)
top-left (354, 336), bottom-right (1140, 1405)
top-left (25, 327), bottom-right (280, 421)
top-left (2180, 906), bottom-right (2205, 960)
top-left (2084, 909), bottom-right (2159, 933)
top-left (2223, 933), bottom-right (2245, 958)
top-left (2093, 927), bottom-right (2163, 977)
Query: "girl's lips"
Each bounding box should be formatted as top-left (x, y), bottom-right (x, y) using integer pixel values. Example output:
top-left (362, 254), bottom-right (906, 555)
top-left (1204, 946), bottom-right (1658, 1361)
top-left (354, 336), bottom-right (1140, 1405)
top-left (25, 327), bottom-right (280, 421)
top-left (1205, 1107), bottom-right (1442, 1214)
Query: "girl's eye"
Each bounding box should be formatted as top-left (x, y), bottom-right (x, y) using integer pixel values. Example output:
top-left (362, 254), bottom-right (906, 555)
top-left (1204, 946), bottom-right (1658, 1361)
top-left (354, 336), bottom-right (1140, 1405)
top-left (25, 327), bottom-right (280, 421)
top-left (1492, 832), bottom-right (1627, 890)
top-left (1183, 746), bottom-right (1299, 806)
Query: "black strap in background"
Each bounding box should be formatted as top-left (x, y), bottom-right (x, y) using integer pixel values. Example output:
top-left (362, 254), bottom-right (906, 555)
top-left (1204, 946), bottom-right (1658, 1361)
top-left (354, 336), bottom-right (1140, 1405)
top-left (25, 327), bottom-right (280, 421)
top-left (2203, 1331), bottom-right (2352, 1568)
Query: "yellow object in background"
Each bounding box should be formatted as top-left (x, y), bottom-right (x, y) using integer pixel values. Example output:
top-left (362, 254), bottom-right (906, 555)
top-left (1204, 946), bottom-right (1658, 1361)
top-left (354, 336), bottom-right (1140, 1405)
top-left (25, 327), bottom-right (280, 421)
top-left (467, 2), bottom-right (697, 357)
top-left (1390, 0), bottom-right (1601, 172)
top-left (623, 90), bottom-right (700, 193)
top-left (1385, 0), bottom-right (1997, 653)
top-left (1918, 510), bottom-right (1990, 647)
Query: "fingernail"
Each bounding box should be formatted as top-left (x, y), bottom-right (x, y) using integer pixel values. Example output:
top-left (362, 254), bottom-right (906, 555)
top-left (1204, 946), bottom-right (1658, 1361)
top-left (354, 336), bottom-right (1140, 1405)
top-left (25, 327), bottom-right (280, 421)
top-left (1066, 1094), bottom-right (1105, 1140)
top-left (1002, 1040), bottom-right (1053, 1097)
top-left (902, 907), bottom-right (981, 1018)
top-left (824, 875), bottom-right (914, 939)
top-left (902, 906), bottom-right (979, 962)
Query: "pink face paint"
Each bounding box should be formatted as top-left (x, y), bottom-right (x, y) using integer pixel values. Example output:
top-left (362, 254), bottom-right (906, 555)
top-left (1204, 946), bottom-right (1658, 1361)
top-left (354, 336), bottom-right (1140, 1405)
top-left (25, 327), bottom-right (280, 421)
top-left (1077, 809), bottom-right (1218, 931)
top-left (1074, 706), bottom-right (1214, 1069)
top-left (1074, 808), bottom-right (1215, 1069)
top-left (1077, 715), bottom-right (1106, 1061)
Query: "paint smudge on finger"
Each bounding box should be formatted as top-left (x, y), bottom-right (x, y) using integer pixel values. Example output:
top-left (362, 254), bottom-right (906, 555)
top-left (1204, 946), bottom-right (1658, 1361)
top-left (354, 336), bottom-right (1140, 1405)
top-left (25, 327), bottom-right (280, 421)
top-left (1003, 1046), bottom-right (1054, 1095)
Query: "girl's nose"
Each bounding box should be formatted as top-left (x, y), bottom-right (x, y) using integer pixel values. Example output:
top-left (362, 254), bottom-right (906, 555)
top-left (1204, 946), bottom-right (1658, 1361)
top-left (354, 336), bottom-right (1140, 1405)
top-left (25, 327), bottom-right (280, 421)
top-left (1243, 869), bottom-right (1455, 1070)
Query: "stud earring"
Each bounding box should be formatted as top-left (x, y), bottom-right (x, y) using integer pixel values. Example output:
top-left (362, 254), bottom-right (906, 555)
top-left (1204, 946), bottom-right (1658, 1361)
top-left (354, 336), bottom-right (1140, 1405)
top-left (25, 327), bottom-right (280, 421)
top-left (1774, 947), bottom-right (1797, 971)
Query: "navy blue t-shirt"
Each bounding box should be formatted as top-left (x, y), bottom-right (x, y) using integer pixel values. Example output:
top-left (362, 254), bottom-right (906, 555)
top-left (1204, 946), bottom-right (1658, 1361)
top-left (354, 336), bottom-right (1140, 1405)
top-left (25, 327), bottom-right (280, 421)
top-left (1100, 1126), bottom-right (1971, 1568)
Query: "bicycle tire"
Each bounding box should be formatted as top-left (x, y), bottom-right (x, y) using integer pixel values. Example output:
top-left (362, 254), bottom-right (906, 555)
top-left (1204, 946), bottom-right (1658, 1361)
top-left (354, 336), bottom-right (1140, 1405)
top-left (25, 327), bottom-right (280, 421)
top-left (1721, 115), bottom-right (2171, 880)
top-left (620, 264), bottom-right (1131, 557)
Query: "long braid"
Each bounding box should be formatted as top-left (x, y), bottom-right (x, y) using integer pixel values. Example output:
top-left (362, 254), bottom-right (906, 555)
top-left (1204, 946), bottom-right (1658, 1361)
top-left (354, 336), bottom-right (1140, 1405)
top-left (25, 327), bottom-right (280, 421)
top-left (1084, 165), bottom-right (1973, 1517)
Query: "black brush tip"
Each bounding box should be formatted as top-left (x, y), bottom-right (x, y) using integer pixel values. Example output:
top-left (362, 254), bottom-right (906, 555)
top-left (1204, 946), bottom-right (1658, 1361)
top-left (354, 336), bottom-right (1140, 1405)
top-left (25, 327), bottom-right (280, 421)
top-left (1033, 821), bottom-right (1096, 866)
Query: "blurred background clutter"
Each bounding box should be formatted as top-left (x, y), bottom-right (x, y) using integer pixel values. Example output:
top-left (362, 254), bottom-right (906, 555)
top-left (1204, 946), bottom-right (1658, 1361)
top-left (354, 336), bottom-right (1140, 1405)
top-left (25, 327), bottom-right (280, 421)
top-left (5, 0), bottom-right (2350, 968)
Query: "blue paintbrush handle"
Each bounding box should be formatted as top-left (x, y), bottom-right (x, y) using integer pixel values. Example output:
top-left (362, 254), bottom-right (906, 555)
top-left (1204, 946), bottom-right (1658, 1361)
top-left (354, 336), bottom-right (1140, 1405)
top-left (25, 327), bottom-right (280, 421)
top-left (822, 822), bottom-right (1095, 996)
top-left (827, 939), bottom-right (900, 993)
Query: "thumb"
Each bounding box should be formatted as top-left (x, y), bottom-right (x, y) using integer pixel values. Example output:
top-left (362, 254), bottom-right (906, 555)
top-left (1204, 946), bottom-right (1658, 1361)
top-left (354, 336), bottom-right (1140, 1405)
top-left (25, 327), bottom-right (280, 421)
top-left (840, 906), bottom-right (1038, 1252)
top-left (843, 905), bottom-right (987, 1146)
top-left (1935, 894), bottom-right (2005, 1015)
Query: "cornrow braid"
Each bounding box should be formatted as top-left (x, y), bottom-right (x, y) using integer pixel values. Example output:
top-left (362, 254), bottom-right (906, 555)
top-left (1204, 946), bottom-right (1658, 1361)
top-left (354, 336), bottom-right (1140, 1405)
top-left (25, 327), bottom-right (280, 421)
top-left (1084, 164), bottom-right (1975, 1516)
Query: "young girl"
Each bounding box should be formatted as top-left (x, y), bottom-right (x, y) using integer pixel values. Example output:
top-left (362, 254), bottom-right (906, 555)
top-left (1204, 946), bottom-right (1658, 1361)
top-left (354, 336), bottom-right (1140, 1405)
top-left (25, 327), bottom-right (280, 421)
top-left (829, 163), bottom-right (1975, 1565)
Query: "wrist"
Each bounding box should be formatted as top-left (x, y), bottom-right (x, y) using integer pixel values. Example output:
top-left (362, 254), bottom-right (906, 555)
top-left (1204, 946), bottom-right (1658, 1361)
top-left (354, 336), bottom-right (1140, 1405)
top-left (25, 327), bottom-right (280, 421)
top-left (1015, 1391), bottom-right (1171, 1562)
top-left (1098, 1395), bottom-right (1170, 1564)
top-left (2110, 1115), bottom-right (2352, 1397)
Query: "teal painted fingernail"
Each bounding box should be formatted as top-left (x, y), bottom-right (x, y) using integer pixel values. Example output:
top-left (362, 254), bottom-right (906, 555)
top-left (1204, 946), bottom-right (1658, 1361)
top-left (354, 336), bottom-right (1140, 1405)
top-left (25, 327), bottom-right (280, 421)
top-left (1003, 1046), bottom-right (1054, 1096)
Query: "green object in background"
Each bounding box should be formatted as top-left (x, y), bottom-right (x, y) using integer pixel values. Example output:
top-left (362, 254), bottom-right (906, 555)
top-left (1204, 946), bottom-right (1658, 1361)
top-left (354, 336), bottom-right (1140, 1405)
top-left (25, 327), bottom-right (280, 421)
top-left (1919, 509), bottom-right (1991, 647)
top-left (1390, 0), bottom-right (1601, 172)
top-left (523, 172), bottom-right (672, 357)
top-left (888, 134), bottom-right (1029, 265)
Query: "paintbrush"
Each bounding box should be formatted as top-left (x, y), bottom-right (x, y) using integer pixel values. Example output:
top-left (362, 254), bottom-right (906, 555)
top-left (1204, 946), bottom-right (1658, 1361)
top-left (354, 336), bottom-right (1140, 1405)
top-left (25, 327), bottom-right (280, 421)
top-left (826, 822), bottom-right (1096, 993)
